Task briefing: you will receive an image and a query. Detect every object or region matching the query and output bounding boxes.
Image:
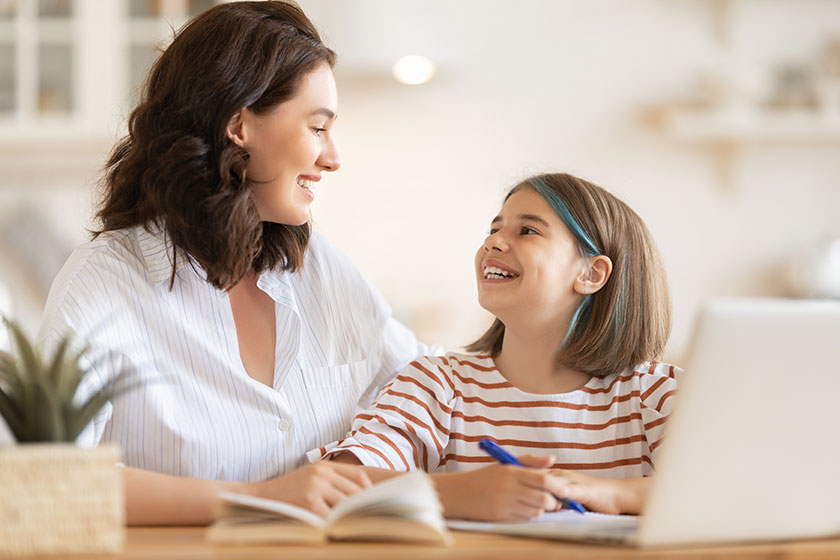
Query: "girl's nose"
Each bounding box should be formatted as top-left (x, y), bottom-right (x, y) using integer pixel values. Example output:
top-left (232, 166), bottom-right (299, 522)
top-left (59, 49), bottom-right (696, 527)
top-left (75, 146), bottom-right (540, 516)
top-left (484, 232), bottom-right (508, 253)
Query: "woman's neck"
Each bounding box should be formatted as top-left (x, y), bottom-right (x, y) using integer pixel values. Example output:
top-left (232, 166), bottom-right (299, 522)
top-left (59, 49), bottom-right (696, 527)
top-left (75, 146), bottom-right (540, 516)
top-left (494, 323), bottom-right (591, 394)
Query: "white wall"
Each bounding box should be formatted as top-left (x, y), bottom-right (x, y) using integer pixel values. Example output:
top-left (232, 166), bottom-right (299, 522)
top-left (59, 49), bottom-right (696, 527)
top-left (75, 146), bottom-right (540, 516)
top-left (1, 0), bottom-right (838, 365)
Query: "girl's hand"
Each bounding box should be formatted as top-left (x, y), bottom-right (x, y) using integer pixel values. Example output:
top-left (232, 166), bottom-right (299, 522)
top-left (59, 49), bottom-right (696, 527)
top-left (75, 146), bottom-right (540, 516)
top-left (547, 469), bottom-right (650, 515)
top-left (247, 462), bottom-right (372, 517)
top-left (434, 454), bottom-right (565, 522)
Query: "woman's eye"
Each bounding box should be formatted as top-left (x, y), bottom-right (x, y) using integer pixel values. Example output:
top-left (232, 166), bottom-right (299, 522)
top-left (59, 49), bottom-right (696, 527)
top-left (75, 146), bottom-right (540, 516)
top-left (312, 127), bottom-right (326, 136)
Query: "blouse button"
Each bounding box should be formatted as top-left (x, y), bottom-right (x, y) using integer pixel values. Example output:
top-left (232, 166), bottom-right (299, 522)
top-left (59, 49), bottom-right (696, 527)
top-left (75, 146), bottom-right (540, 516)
top-left (278, 419), bottom-right (291, 432)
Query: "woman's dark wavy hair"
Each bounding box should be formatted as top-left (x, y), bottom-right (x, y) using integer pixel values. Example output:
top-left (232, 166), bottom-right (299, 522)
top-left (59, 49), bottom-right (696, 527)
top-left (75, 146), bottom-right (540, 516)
top-left (93, 1), bottom-right (336, 290)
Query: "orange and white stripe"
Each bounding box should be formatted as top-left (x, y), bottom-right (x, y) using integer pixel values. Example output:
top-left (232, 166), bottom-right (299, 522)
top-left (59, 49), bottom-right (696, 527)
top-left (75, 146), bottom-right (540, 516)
top-left (308, 353), bottom-right (682, 479)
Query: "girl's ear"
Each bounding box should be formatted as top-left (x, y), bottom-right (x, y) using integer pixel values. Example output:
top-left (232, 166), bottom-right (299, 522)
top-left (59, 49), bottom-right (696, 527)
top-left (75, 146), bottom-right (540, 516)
top-left (574, 255), bottom-right (613, 295)
top-left (226, 109), bottom-right (248, 147)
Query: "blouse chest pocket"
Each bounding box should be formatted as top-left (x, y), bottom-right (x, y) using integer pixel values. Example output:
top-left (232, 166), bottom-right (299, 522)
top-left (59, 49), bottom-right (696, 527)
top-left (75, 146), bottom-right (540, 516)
top-left (306, 359), bottom-right (371, 443)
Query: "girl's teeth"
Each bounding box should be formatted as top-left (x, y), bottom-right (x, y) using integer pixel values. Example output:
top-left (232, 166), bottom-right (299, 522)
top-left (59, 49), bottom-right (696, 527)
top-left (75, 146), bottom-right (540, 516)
top-left (483, 266), bottom-right (515, 279)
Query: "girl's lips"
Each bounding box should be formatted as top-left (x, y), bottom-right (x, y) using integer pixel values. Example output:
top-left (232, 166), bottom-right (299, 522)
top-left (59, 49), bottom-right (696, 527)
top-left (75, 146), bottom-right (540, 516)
top-left (480, 259), bottom-right (520, 282)
top-left (482, 259), bottom-right (519, 276)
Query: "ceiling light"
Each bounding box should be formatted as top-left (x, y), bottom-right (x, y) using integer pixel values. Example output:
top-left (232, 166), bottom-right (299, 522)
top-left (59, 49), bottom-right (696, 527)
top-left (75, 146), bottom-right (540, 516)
top-left (392, 55), bottom-right (436, 85)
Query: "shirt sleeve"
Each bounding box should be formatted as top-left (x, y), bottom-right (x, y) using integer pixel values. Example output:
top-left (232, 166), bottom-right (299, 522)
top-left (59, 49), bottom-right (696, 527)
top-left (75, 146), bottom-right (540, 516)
top-left (638, 362), bottom-right (683, 467)
top-left (36, 245), bottom-right (140, 448)
top-left (307, 356), bottom-right (455, 472)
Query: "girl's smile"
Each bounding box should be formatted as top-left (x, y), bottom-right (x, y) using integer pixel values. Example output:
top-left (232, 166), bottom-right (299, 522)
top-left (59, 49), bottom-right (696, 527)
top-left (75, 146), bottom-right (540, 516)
top-left (474, 187), bottom-right (587, 332)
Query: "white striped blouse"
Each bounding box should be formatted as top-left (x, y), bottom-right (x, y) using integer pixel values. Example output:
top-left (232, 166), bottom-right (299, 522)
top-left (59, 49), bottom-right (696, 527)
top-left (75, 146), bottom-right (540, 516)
top-left (310, 353), bottom-right (682, 478)
top-left (36, 225), bottom-right (425, 481)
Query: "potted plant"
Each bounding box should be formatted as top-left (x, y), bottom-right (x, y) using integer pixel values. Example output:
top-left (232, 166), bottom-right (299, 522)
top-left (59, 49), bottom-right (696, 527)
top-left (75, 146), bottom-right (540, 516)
top-left (0, 319), bottom-right (130, 556)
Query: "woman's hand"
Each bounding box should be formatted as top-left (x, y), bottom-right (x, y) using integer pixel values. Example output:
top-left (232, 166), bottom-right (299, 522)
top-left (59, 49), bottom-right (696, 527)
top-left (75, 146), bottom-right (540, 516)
top-left (547, 469), bottom-right (650, 515)
top-left (247, 461), bottom-right (372, 517)
top-left (433, 454), bottom-right (565, 522)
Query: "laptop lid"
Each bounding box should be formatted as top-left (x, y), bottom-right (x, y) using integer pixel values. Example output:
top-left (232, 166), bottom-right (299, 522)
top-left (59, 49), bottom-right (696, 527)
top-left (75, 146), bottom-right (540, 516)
top-left (637, 298), bottom-right (840, 547)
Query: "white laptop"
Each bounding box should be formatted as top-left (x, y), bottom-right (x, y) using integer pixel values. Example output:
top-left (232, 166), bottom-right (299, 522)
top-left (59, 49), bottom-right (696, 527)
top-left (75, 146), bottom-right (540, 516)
top-left (449, 298), bottom-right (840, 547)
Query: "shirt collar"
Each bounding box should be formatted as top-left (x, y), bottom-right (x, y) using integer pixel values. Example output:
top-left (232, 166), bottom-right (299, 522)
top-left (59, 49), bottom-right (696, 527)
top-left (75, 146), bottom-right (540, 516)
top-left (135, 225), bottom-right (194, 286)
top-left (135, 224), bottom-right (301, 313)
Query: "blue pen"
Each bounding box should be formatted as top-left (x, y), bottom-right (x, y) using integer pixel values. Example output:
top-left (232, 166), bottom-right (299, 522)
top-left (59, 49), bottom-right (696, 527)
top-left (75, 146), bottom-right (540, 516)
top-left (479, 438), bottom-right (588, 514)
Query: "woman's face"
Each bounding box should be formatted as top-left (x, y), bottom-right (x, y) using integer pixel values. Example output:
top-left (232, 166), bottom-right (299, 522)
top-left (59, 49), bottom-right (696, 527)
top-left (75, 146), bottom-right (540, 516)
top-left (230, 63), bottom-right (341, 225)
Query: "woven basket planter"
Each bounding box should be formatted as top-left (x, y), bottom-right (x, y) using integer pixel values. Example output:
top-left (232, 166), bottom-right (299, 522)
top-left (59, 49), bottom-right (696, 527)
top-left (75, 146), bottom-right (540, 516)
top-left (0, 443), bottom-right (124, 556)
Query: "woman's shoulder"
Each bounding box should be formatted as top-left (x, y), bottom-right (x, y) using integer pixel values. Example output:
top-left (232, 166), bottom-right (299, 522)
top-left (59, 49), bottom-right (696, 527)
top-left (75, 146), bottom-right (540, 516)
top-left (40, 227), bottom-right (167, 328)
top-left (54, 226), bottom-right (170, 287)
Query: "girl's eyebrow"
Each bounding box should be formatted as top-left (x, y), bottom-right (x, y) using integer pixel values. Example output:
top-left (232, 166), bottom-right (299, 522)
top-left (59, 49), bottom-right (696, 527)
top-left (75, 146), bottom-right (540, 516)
top-left (490, 214), bottom-right (550, 227)
top-left (519, 214), bottom-right (550, 227)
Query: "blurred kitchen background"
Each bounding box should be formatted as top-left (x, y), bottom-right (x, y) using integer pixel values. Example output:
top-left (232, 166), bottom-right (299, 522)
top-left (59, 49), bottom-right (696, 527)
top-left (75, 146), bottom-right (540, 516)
top-left (1, 0), bottom-right (839, 363)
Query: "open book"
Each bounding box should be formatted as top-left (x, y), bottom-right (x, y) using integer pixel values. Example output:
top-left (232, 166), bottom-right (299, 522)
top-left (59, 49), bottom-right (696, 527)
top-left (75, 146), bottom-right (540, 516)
top-left (207, 471), bottom-right (451, 546)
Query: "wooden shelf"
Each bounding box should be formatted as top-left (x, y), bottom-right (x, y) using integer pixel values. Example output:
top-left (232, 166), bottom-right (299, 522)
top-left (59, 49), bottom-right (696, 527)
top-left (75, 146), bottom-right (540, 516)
top-left (658, 106), bottom-right (840, 143)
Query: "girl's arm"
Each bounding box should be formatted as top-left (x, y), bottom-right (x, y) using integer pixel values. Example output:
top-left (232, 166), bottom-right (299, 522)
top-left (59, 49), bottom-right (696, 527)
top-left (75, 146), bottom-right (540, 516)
top-left (123, 461), bottom-right (372, 525)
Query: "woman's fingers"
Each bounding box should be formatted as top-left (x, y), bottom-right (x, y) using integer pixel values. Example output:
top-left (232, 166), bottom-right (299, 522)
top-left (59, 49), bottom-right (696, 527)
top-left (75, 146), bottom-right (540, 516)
top-left (325, 461), bottom-right (373, 489)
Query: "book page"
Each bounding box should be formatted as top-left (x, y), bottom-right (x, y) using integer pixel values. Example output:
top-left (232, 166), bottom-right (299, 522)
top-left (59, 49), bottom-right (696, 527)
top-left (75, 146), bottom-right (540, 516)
top-left (216, 491), bottom-right (326, 528)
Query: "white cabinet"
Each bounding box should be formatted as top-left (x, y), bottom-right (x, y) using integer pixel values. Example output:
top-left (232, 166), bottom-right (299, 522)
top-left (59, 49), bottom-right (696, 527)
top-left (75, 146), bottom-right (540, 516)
top-left (0, 0), bottom-right (217, 142)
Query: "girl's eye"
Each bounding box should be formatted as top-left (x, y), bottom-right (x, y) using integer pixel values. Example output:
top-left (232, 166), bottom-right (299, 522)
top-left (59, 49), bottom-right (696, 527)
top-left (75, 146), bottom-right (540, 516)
top-left (520, 226), bottom-right (538, 235)
top-left (488, 228), bottom-right (499, 235)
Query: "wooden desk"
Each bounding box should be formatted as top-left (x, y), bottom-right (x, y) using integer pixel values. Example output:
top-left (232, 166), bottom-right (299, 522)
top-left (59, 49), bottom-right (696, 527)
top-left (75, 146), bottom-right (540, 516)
top-left (73, 527), bottom-right (840, 559)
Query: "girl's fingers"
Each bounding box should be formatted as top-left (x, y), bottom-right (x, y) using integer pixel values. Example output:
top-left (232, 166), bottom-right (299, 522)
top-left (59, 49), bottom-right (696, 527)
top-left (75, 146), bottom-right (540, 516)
top-left (514, 487), bottom-right (559, 511)
top-left (518, 454), bottom-right (555, 468)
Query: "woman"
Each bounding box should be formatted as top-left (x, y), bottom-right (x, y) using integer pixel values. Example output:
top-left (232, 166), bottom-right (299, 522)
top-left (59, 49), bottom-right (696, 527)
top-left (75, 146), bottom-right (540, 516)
top-left (37, 1), bottom-right (426, 525)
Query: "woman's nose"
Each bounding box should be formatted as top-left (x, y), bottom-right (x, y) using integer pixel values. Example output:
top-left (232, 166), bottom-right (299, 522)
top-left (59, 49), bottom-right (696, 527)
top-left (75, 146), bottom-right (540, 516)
top-left (318, 136), bottom-right (341, 172)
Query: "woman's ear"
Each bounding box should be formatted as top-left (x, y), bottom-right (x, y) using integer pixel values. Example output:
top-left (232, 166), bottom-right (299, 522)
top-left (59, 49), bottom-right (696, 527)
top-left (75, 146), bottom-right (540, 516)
top-left (226, 109), bottom-right (247, 147)
top-left (573, 255), bottom-right (613, 295)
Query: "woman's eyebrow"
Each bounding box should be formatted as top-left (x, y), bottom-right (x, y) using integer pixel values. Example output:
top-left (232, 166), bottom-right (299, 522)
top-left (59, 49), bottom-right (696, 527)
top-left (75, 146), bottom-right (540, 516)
top-left (310, 108), bottom-right (337, 120)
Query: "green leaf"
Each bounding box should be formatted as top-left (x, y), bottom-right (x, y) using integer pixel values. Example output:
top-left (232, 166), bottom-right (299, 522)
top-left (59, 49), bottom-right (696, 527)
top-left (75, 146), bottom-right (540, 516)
top-left (0, 388), bottom-right (24, 441)
top-left (0, 350), bottom-right (23, 395)
top-left (66, 378), bottom-right (146, 441)
top-left (46, 337), bottom-right (71, 388)
top-left (29, 376), bottom-right (65, 442)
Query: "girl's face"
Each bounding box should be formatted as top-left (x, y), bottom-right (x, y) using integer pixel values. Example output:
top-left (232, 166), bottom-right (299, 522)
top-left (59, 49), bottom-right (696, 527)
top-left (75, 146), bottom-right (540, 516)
top-left (227, 63), bottom-right (341, 225)
top-left (474, 187), bottom-right (587, 331)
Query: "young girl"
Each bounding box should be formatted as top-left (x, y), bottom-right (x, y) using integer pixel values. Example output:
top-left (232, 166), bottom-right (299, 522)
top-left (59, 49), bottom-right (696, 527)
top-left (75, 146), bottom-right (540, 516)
top-left (309, 173), bottom-right (681, 521)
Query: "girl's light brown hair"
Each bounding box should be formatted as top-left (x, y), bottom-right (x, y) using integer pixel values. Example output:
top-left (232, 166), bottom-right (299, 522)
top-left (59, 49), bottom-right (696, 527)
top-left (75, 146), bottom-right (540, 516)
top-left (467, 173), bottom-right (672, 377)
top-left (93, 1), bottom-right (336, 290)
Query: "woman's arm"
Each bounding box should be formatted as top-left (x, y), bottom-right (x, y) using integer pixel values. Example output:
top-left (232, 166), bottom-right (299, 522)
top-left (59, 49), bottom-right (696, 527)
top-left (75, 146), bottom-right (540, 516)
top-left (123, 461), bottom-right (373, 525)
top-left (331, 452), bottom-right (563, 522)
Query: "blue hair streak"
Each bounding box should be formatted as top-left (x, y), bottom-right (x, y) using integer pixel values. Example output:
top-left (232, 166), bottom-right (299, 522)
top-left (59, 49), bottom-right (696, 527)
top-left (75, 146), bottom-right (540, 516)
top-left (516, 176), bottom-right (601, 346)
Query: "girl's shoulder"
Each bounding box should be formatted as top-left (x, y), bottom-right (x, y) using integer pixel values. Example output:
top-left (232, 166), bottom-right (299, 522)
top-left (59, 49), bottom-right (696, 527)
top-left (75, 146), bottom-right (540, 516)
top-left (622, 361), bottom-right (683, 412)
top-left (401, 352), bottom-right (503, 392)
top-left (586, 361), bottom-right (682, 399)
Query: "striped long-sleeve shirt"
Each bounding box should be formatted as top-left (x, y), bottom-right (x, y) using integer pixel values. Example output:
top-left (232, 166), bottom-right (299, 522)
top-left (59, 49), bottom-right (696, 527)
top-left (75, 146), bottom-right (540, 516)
top-left (36, 225), bottom-right (426, 481)
top-left (309, 352), bottom-right (682, 478)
